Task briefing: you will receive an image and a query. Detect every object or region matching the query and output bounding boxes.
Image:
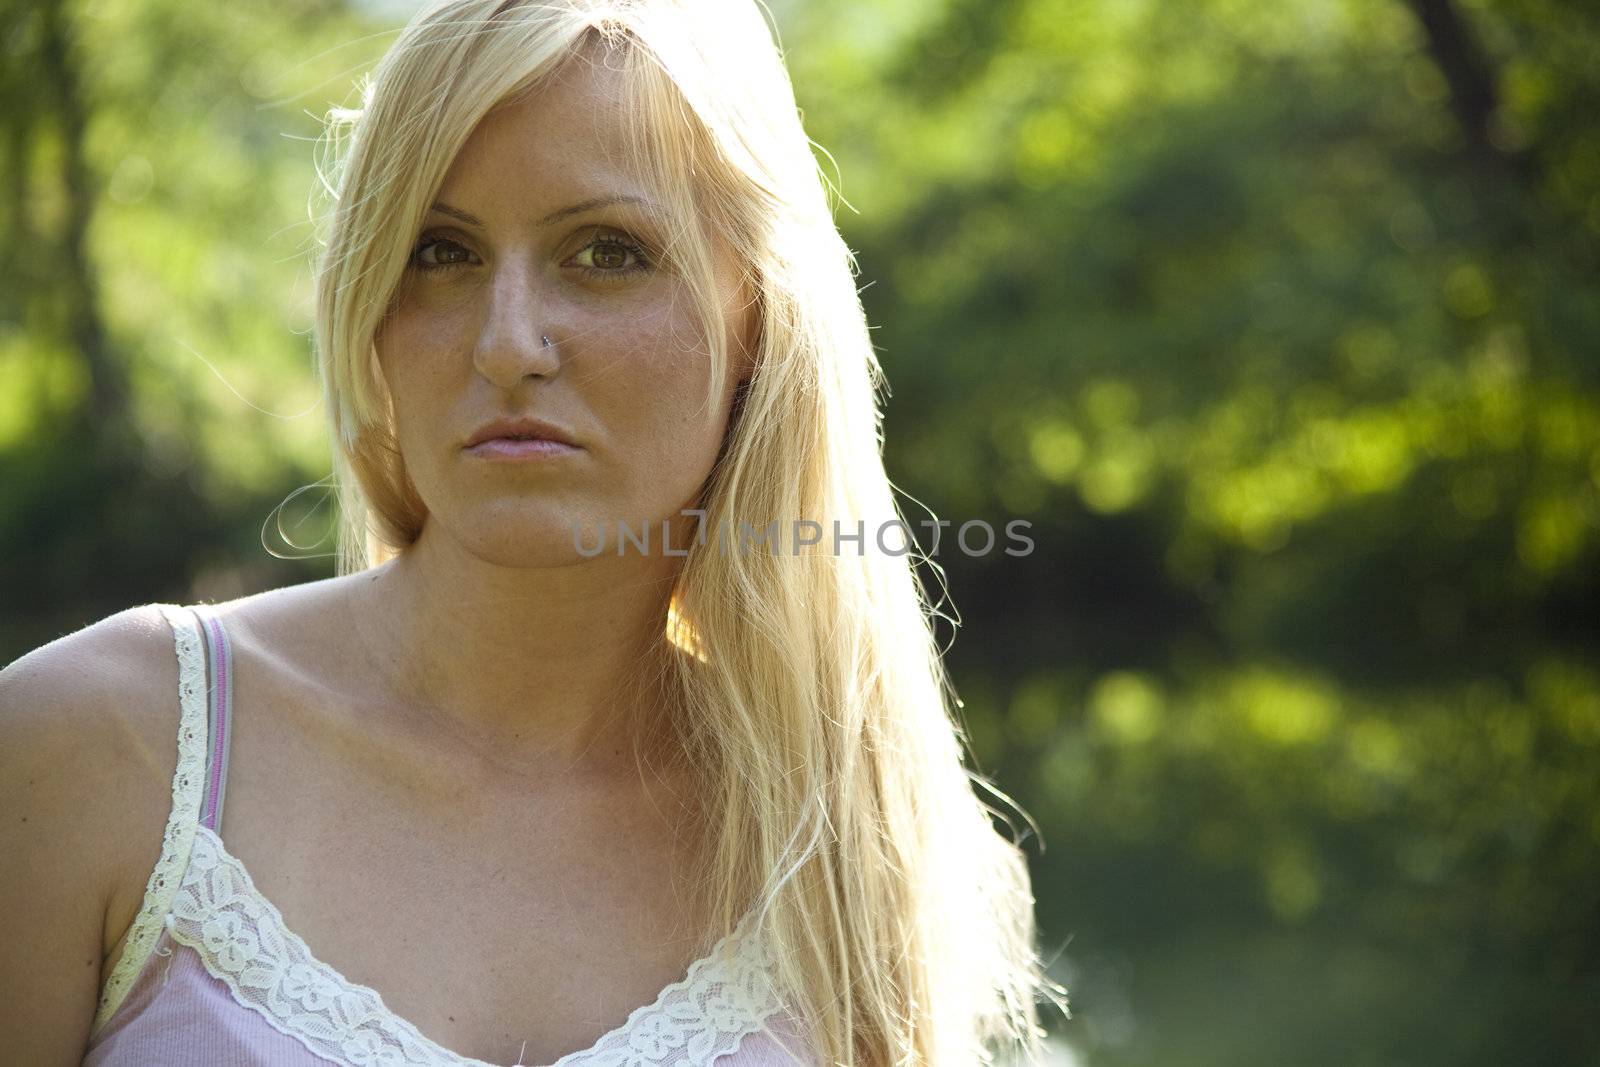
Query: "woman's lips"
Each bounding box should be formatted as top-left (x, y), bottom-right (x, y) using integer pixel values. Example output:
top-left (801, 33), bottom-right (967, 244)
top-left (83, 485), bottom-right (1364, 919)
top-left (464, 437), bottom-right (580, 459)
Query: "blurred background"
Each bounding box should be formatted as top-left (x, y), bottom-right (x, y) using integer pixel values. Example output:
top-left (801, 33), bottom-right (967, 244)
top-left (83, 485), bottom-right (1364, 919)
top-left (3, 0), bottom-right (1597, 1062)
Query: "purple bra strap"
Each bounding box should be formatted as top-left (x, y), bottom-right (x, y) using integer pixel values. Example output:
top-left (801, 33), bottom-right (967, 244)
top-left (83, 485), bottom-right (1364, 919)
top-left (190, 604), bottom-right (233, 835)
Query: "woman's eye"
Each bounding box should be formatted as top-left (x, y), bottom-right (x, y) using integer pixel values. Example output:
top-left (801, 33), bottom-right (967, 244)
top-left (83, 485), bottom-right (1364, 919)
top-left (571, 234), bottom-right (651, 278)
top-left (406, 231), bottom-right (652, 278)
top-left (410, 236), bottom-right (474, 271)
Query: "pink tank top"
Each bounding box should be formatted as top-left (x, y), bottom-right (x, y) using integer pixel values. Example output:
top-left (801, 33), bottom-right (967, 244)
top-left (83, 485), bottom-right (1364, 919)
top-left (81, 603), bottom-right (821, 1067)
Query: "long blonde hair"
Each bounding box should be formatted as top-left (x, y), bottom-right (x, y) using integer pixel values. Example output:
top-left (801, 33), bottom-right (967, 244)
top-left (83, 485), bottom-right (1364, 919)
top-left (311, 1), bottom-right (1069, 1062)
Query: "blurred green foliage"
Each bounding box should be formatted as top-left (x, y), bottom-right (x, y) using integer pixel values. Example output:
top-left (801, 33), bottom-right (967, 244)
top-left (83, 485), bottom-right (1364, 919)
top-left (2, 0), bottom-right (1597, 1063)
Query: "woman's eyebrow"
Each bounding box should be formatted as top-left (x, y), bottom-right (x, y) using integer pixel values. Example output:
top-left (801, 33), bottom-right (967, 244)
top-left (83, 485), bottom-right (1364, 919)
top-left (428, 194), bottom-right (654, 228)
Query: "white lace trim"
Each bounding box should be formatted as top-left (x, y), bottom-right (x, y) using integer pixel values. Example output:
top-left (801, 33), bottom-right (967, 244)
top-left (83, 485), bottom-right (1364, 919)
top-left (164, 809), bottom-right (787, 1067)
top-left (91, 603), bottom-right (208, 1035)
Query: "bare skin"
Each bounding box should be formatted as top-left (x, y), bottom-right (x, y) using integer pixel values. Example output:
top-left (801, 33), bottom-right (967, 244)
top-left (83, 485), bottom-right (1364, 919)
top-left (90, 45), bottom-right (757, 1064)
top-left (97, 580), bottom-right (713, 1064)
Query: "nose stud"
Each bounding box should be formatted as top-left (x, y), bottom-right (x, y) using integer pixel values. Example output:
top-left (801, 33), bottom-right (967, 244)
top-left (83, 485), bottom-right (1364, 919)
top-left (541, 334), bottom-right (552, 348)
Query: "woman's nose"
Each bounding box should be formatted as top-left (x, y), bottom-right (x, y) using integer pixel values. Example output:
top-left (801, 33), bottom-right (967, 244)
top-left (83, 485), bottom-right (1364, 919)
top-left (471, 261), bottom-right (561, 387)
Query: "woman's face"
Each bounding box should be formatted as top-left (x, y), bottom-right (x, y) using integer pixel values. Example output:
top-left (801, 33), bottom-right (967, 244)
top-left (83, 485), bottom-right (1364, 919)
top-left (374, 54), bottom-right (754, 567)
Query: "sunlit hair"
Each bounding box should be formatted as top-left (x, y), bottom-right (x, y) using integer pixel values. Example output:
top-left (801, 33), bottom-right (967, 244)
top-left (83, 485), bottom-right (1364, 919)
top-left (311, 0), bottom-right (1068, 1062)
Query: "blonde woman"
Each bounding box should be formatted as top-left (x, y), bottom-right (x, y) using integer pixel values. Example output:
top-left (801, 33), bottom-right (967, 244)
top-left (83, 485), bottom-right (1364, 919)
top-left (0, 1), bottom-right (1069, 1064)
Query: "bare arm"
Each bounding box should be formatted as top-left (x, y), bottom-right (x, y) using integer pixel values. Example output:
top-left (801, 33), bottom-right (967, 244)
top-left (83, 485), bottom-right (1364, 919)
top-left (0, 607), bottom-right (177, 1063)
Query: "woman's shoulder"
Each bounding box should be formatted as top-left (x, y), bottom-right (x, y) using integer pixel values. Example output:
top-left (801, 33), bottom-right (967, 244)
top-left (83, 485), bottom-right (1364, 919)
top-left (0, 576), bottom-right (352, 745)
top-left (203, 568), bottom-right (391, 668)
top-left (0, 602), bottom-right (189, 776)
top-left (0, 603), bottom-right (200, 1005)
top-left (0, 581), bottom-right (366, 967)
top-left (0, 580), bottom-right (359, 893)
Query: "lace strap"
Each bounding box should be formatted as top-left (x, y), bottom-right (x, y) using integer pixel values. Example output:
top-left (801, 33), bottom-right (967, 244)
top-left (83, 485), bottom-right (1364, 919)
top-left (89, 603), bottom-right (211, 1036)
top-left (191, 603), bottom-right (234, 834)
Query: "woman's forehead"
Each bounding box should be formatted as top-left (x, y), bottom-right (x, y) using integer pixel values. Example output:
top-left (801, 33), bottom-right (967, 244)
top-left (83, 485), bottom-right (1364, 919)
top-left (463, 62), bottom-right (630, 165)
top-left (430, 70), bottom-right (701, 237)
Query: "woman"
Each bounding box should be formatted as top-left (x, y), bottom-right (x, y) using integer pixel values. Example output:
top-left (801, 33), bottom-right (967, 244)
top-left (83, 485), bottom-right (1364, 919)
top-left (0, 0), bottom-right (1068, 1063)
